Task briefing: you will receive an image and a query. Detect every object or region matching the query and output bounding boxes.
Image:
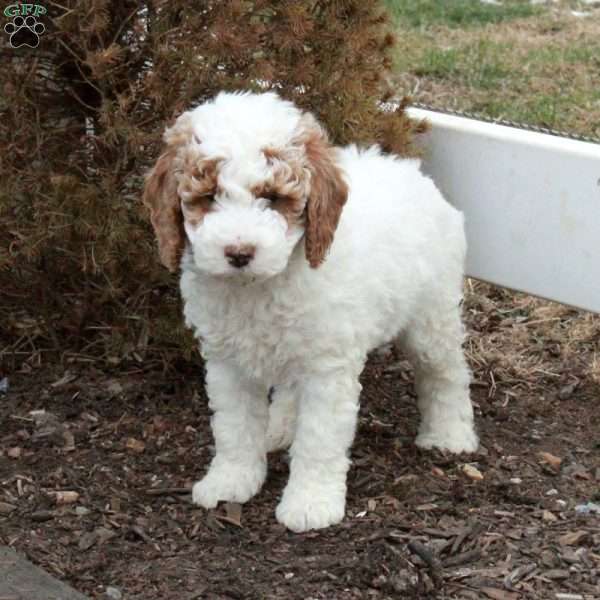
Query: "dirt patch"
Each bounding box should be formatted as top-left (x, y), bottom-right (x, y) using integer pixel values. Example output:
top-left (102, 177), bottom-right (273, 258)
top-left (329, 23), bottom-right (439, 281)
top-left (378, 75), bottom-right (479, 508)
top-left (1, 284), bottom-right (599, 599)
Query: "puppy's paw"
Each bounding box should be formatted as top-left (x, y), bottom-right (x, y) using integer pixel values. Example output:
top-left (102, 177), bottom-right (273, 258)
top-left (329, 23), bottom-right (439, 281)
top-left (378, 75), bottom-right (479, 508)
top-left (416, 423), bottom-right (478, 454)
top-left (192, 460), bottom-right (266, 508)
top-left (276, 483), bottom-right (345, 532)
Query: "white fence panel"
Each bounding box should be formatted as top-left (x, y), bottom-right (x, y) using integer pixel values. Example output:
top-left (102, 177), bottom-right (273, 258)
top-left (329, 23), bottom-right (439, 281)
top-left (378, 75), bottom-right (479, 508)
top-left (407, 108), bottom-right (600, 314)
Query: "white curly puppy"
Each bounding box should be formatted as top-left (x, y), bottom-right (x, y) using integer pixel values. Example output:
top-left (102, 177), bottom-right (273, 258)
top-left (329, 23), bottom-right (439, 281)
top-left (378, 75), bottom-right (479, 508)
top-left (143, 91), bottom-right (478, 533)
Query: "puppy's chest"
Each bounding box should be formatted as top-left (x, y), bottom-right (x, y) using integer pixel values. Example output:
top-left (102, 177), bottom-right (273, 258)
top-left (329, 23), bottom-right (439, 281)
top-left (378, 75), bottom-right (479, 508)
top-left (183, 281), bottom-right (308, 382)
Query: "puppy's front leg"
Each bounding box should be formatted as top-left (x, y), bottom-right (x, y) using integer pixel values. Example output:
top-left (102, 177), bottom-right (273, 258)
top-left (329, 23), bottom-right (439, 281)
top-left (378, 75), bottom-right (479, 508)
top-left (276, 371), bottom-right (361, 532)
top-left (192, 360), bottom-right (269, 508)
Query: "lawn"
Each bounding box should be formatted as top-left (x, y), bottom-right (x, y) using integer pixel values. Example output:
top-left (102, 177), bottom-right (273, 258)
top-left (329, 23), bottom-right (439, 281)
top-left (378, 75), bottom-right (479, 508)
top-left (387, 0), bottom-right (600, 139)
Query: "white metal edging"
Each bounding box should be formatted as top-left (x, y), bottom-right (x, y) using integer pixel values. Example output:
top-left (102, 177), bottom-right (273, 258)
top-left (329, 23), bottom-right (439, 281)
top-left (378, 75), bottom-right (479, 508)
top-left (407, 107), bottom-right (600, 314)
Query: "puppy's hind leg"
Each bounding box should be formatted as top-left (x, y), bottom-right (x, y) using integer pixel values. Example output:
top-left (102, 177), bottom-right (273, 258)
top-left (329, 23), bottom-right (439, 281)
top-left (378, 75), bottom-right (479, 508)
top-left (266, 384), bottom-right (298, 453)
top-left (399, 299), bottom-right (478, 454)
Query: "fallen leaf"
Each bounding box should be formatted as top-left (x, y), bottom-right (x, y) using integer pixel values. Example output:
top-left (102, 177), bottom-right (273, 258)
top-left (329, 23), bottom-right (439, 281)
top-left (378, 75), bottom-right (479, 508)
top-left (504, 562), bottom-right (537, 587)
top-left (31, 510), bottom-right (55, 522)
top-left (415, 503), bottom-right (438, 511)
top-left (542, 568), bottom-right (569, 580)
top-left (395, 473), bottom-right (419, 483)
top-left (95, 526), bottom-right (117, 544)
top-left (431, 467), bottom-right (445, 478)
top-left (50, 371), bottom-right (77, 388)
top-left (110, 496), bottom-right (121, 512)
top-left (30, 411), bottom-right (65, 444)
top-left (538, 451), bottom-right (562, 471)
top-left (382, 495), bottom-right (401, 509)
top-left (480, 587), bottom-right (519, 600)
top-left (224, 502), bottom-right (242, 527)
top-left (0, 501), bottom-right (17, 514)
top-left (213, 504), bottom-right (243, 528)
top-left (558, 381), bottom-right (578, 400)
top-left (462, 464), bottom-right (484, 481)
top-left (153, 416), bottom-right (170, 433)
top-left (62, 430), bottom-right (76, 451)
top-left (558, 530), bottom-right (588, 546)
top-left (493, 510), bottom-right (514, 518)
top-left (573, 469), bottom-right (591, 480)
top-left (206, 510), bottom-right (225, 532)
top-left (542, 510), bottom-right (557, 522)
top-left (78, 531), bottom-right (97, 551)
top-left (125, 437), bottom-right (145, 453)
top-left (7, 446), bottom-right (22, 459)
top-left (505, 529), bottom-right (523, 540)
top-left (52, 491), bottom-right (80, 505)
top-left (105, 380), bottom-right (123, 396)
top-left (367, 498), bottom-right (377, 511)
top-left (130, 524), bottom-right (152, 542)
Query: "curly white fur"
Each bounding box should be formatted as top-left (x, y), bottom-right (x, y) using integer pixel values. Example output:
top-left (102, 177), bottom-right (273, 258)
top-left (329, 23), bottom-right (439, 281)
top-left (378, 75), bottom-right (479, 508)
top-left (147, 91), bottom-right (478, 532)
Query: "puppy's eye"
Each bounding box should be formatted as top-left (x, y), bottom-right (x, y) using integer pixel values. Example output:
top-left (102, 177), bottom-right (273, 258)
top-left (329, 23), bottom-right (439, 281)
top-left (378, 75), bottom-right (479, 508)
top-left (182, 193), bottom-right (215, 207)
top-left (263, 191), bottom-right (286, 204)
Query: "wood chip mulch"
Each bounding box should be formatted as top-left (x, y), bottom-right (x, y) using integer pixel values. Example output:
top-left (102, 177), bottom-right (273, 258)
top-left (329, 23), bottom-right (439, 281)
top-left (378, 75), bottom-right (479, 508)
top-left (1, 337), bottom-right (598, 599)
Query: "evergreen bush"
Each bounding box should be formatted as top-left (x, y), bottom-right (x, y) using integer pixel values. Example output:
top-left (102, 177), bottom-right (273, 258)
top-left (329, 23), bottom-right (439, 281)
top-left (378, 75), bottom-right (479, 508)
top-left (0, 0), bottom-right (426, 369)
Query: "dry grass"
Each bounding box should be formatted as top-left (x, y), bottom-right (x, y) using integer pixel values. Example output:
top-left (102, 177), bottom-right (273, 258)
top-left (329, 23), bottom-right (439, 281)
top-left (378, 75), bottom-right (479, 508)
top-left (464, 280), bottom-right (600, 406)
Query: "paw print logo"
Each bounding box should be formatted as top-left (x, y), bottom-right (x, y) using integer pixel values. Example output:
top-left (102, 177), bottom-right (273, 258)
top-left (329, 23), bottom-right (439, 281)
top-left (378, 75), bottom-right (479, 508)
top-left (4, 15), bottom-right (45, 48)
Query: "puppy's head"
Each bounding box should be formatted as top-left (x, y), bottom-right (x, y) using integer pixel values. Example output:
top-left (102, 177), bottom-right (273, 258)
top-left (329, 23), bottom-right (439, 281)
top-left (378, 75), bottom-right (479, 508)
top-left (142, 92), bottom-right (348, 279)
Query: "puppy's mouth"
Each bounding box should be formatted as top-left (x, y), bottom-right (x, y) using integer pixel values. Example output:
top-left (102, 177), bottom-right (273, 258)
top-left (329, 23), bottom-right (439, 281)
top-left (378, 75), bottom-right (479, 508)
top-left (225, 266), bottom-right (256, 279)
top-left (216, 264), bottom-right (271, 284)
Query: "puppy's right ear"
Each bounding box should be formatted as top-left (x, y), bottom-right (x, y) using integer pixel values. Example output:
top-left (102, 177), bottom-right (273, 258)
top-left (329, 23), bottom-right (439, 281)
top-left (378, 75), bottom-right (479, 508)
top-left (142, 150), bottom-right (185, 273)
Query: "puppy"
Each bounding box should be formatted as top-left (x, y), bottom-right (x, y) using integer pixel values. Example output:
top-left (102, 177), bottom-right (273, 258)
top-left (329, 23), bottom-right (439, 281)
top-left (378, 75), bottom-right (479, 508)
top-left (143, 91), bottom-right (478, 532)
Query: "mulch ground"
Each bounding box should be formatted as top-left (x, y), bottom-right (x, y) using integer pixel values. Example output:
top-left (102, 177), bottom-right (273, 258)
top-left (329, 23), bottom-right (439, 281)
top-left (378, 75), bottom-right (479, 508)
top-left (1, 292), bottom-right (599, 599)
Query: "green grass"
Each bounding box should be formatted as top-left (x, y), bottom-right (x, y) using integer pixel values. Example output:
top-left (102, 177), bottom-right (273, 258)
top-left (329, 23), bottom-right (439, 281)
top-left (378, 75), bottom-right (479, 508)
top-left (387, 1), bottom-right (600, 137)
top-left (472, 94), bottom-right (565, 128)
top-left (409, 41), bottom-right (513, 90)
top-left (525, 44), bottom-right (600, 66)
top-left (385, 0), bottom-right (540, 28)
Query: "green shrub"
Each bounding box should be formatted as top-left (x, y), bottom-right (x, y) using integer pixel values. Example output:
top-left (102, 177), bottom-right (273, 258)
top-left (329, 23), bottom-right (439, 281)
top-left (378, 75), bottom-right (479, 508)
top-left (0, 0), bottom-right (425, 369)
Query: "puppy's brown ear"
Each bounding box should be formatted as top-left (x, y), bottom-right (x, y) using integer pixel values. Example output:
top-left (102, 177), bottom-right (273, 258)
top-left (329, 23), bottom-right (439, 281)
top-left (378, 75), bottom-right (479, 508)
top-left (298, 115), bottom-right (348, 268)
top-left (142, 150), bottom-right (185, 272)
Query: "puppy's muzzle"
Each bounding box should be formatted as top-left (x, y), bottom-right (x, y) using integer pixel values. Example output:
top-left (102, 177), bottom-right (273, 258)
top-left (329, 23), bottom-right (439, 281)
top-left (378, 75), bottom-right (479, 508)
top-left (224, 244), bottom-right (256, 268)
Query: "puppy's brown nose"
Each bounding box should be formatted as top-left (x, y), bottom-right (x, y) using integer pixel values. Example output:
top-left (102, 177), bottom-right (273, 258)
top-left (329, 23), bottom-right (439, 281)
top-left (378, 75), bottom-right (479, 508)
top-left (225, 245), bottom-right (255, 268)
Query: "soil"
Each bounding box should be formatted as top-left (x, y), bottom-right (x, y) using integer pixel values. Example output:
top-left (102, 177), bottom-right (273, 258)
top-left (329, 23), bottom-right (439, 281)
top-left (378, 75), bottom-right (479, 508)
top-left (1, 294), bottom-right (599, 599)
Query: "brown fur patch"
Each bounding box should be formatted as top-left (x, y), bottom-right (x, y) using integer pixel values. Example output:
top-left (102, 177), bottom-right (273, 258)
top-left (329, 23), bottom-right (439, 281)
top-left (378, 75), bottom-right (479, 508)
top-left (142, 150), bottom-right (184, 273)
top-left (142, 112), bottom-right (201, 272)
top-left (295, 115), bottom-right (348, 268)
top-left (178, 156), bottom-right (220, 224)
top-left (262, 146), bottom-right (284, 163)
top-left (253, 156), bottom-right (309, 230)
top-left (143, 111), bottom-right (219, 271)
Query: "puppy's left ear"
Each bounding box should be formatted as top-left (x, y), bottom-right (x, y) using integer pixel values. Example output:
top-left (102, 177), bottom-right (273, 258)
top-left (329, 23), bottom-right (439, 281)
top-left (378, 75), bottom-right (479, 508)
top-left (297, 114), bottom-right (348, 268)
